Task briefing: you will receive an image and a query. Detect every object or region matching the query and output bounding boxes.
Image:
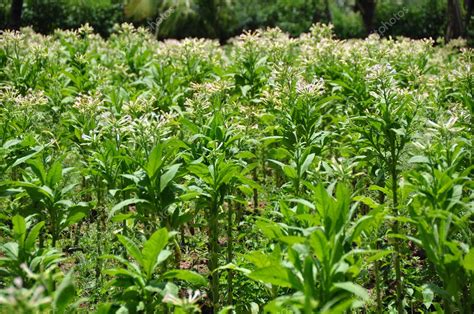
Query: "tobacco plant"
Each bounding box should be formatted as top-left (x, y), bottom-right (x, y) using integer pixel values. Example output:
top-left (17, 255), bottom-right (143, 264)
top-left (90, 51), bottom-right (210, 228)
top-left (101, 228), bottom-right (205, 313)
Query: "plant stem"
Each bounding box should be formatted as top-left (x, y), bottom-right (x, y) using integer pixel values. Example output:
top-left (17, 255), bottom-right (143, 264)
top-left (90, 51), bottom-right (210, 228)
top-left (95, 178), bottom-right (103, 287)
top-left (375, 189), bottom-right (385, 313)
top-left (391, 164), bottom-right (403, 314)
top-left (227, 201), bottom-right (234, 305)
top-left (209, 200), bottom-right (220, 312)
top-left (252, 167), bottom-right (258, 210)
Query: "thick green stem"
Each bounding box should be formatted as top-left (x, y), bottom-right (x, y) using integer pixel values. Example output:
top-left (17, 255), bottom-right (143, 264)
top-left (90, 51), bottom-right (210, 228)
top-left (391, 165), bottom-right (403, 314)
top-left (95, 179), bottom-right (103, 287)
top-left (252, 167), bottom-right (258, 210)
top-left (209, 200), bottom-right (220, 312)
top-left (375, 190), bottom-right (385, 313)
top-left (226, 202), bottom-right (234, 305)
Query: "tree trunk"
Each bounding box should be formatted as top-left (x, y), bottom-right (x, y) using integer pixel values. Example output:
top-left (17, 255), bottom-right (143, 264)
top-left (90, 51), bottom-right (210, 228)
top-left (446, 0), bottom-right (465, 42)
top-left (356, 0), bottom-right (377, 35)
top-left (9, 0), bottom-right (23, 30)
top-left (324, 0), bottom-right (332, 23)
top-left (465, 0), bottom-right (473, 36)
top-left (199, 0), bottom-right (224, 43)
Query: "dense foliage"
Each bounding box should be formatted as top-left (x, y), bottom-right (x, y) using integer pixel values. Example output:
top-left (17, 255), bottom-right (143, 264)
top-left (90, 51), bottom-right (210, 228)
top-left (0, 24), bottom-right (473, 313)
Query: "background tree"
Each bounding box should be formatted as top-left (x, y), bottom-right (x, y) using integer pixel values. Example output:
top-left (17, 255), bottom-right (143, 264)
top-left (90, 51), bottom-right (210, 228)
top-left (446, 0), bottom-right (464, 41)
top-left (9, 0), bottom-right (23, 29)
top-left (356, 0), bottom-right (376, 34)
top-left (464, 0), bottom-right (473, 36)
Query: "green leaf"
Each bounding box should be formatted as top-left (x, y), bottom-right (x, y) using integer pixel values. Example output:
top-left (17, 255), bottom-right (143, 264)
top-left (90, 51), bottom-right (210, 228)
top-left (27, 159), bottom-right (47, 185)
top-left (408, 155), bottom-right (429, 164)
top-left (12, 215), bottom-right (26, 242)
top-left (333, 282), bottom-right (369, 300)
top-left (103, 268), bottom-right (143, 281)
top-left (248, 265), bottom-right (293, 288)
top-left (46, 160), bottom-right (63, 187)
top-left (53, 272), bottom-right (76, 314)
top-left (2, 242), bottom-right (19, 259)
top-left (365, 250), bottom-right (393, 263)
top-left (3, 139), bottom-right (21, 149)
top-left (10, 148), bottom-right (42, 169)
top-left (146, 144), bottom-right (163, 178)
top-left (24, 221), bottom-right (45, 252)
top-left (142, 228), bottom-right (168, 279)
top-left (109, 198), bottom-right (148, 219)
top-left (353, 196), bottom-right (380, 209)
top-left (117, 235), bottom-right (143, 265)
top-left (422, 285), bottom-right (434, 309)
top-left (187, 163), bottom-right (209, 178)
top-left (288, 198), bottom-right (315, 210)
top-left (300, 153), bottom-right (315, 175)
top-left (160, 164), bottom-right (181, 192)
top-left (95, 302), bottom-right (114, 314)
top-left (256, 219), bottom-right (284, 239)
top-left (63, 206), bottom-right (89, 228)
top-left (282, 165), bottom-right (298, 179)
top-left (161, 270), bottom-right (206, 286)
top-left (111, 213), bottom-right (135, 223)
top-left (463, 249), bottom-right (474, 272)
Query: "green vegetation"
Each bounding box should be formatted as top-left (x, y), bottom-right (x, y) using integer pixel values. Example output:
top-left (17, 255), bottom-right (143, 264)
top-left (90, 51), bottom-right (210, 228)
top-left (0, 24), bottom-right (473, 313)
top-left (1, 0), bottom-right (473, 44)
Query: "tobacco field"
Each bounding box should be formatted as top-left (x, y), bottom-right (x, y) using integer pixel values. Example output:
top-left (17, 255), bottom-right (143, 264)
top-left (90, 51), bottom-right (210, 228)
top-left (0, 24), bottom-right (473, 313)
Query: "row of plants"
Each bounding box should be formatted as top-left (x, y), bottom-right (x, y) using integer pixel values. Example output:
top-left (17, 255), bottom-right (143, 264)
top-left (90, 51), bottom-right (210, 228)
top-left (0, 24), bottom-right (473, 313)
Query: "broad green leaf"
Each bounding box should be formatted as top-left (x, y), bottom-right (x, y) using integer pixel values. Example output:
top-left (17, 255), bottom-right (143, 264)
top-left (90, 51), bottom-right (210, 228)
top-left (95, 302), bottom-right (114, 314)
top-left (267, 159), bottom-right (286, 168)
top-left (256, 219), bottom-right (284, 239)
top-left (353, 196), bottom-right (380, 209)
top-left (142, 228), bottom-right (168, 279)
top-left (24, 221), bottom-right (45, 252)
top-left (46, 160), bottom-right (63, 187)
top-left (365, 250), bottom-right (393, 263)
top-left (2, 242), bottom-right (19, 259)
top-left (422, 285), bottom-right (434, 309)
top-left (314, 183), bottom-right (331, 220)
top-left (333, 282), bottom-right (369, 300)
top-left (156, 249), bottom-right (172, 266)
top-left (248, 265), bottom-right (293, 288)
top-left (109, 198), bottom-right (148, 219)
top-left (282, 165), bottom-right (298, 179)
top-left (187, 163), bottom-right (209, 177)
top-left (463, 249), bottom-right (474, 272)
top-left (63, 206), bottom-right (89, 228)
top-left (300, 153), bottom-right (315, 175)
top-left (12, 215), bottom-right (26, 242)
top-left (3, 139), bottom-right (21, 149)
top-left (10, 148), bottom-right (42, 169)
top-left (279, 236), bottom-right (305, 245)
top-left (288, 198), bottom-right (315, 210)
top-left (146, 144), bottom-right (163, 178)
top-left (53, 272), bottom-right (76, 314)
top-left (408, 155), bottom-right (430, 164)
top-left (160, 164), bottom-right (181, 192)
top-left (117, 235), bottom-right (143, 265)
top-left (27, 159), bottom-right (47, 184)
top-left (103, 268), bottom-right (143, 282)
top-left (309, 229), bottom-right (327, 261)
top-left (161, 270), bottom-right (206, 286)
top-left (111, 213), bottom-right (135, 223)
